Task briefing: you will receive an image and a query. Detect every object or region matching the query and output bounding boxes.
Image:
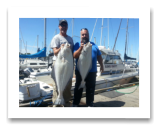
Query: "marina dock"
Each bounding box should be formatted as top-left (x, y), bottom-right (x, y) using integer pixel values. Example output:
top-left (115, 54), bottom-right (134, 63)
top-left (19, 75), bottom-right (139, 107)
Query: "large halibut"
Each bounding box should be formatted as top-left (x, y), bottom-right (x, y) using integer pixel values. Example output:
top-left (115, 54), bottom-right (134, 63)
top-left (53, 43), bottom-right (73, 105)
top-left (77, 42), bottom-right (92, 89)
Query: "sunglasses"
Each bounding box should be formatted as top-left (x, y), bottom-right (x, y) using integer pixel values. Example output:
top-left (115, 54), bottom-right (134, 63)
top-left (60, 24), bottom-right (67, 27)
top-left (80, 28), bottom-right (88, 31)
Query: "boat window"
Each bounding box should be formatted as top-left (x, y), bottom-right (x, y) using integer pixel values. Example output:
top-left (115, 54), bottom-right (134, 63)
top-left (104, 55), bottom-right (113, 64)
top-left (113, 55), bottom-right (123, 64)
top-left (113, 55), bottom-right (120, 59)
top-left (101, 54), bottom-right (106, 60)
top-left (30, 63), bottom-right (37, 65)
top-left (39, 63), bottom-right (46, 65)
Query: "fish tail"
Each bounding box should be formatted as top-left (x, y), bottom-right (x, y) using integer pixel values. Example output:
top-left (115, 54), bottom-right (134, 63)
top-left (78, 81), bottom-right (85, 90)
top-left (54, 97), bottom-right (65, 105)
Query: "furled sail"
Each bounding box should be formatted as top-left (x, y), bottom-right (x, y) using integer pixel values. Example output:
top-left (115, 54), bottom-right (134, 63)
top-left (19, 47), bottom-right (46, 58)
top-left (124, 53), bottom-right (136, 60)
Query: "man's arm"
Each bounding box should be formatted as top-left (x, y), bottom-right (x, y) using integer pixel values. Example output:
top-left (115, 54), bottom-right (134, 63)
top-left (53, 47), bottom-right (61, 56)
top-left (97, 55), bottom-right (104, 73)
top-left (73, 43), bottom-right (84, 58)
top-left (53, 44), bottom-right (64, 56)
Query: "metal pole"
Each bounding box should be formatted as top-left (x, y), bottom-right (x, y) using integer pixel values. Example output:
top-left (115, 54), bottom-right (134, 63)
top-left (44, 18), bottom-right (46, 47)
top-left (26, 41), bottom-right (27, 55)
top-left (113, 18), bottom-right (122, 51)
top-left (100, 18), bottom-right (104, 46)
top-left (37, 35), bottom-right (39, 51)
top-left (94, 37), bottom-right (96, 44)
top-left (72, 18), bottom-right (74, 38)
top-left (108, 18), bottom-right (109, 49)
top-left (19, 38), bottom-right (21, 54)
top-left (90, 18), bottom-right (98, 41)
top-left (124, 18), bottom-right (128, 61)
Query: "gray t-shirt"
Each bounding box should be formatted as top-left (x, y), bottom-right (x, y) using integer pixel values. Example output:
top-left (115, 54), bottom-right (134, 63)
top-left (50, 34), bottom-right (74, 60)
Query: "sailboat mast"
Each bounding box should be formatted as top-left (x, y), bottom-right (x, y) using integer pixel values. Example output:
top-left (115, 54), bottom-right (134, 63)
top-left (124, 18), bottom-right (129, 61)
top-left (44, 18), bottom-right (46, 47)
top-left (72, 18), bottom-right (74, 39)
top-left (100, 18), bottom-right (104, 46)
top-left (94, 37), bottom-right (96, 44)
top-left (108, 18), bottom-right (109, 49)
top-left (26, 41), bottom-right (27, 55)
top-left (113, 18), bottom-right (122, 51)
top-left (37, 35), bottom-right (39, 51)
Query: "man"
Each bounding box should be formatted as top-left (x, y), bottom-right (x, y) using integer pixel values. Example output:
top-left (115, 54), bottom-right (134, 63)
top-left (72, 28), bottom-right (104, 107)
top-left (50, 19), bottom-right (74, 107)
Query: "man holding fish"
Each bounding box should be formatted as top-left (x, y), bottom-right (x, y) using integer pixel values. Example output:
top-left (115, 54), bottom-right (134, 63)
top-left (50, 19), bottom-right (74, 107)
top-left (72, 28), bottom-right (104, 107)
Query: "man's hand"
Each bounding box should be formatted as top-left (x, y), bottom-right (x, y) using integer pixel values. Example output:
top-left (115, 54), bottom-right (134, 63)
top-left (73, 43), bottom-right (84, 59)
top-left (100, 65), bottom-right (104, 73)
top-left (97, 55), bottom-right (104, 73)
top-left (53, 44), bottom-right (64, 56)
top-left (60, 44), bottom-right (65, 48)
top-left (79, 43), bottom-right (84, 51)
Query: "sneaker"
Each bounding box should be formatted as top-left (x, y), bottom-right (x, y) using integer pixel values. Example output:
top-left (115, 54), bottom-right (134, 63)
top-left (87, 103), bottom-right (94, 107)
top-left (72, 104), bottom-right (78, 107)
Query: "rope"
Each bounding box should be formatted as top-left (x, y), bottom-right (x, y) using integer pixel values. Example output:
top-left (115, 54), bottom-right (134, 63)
top-left (115, 84), bottom-right (139, 94)
top-left (30, 91), bottom-right (53, 107)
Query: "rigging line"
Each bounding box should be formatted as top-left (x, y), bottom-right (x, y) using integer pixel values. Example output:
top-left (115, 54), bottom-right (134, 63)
top-left (110, 19), bottom-right (114, 47)
top-left (113, 18), bottom-right (122, 51)
top-left (68, 20), bottom-right (72, 34)
top-left (31, 37), bottom-right (38, 54)
top-left (133, 18), bottom-right (136, 56)
top-left (67, 19), bottom-right (72, 34)
top-left (19, 27), bottom-right (27, 53)
top-left (90, 18), bottom-right (98, 42)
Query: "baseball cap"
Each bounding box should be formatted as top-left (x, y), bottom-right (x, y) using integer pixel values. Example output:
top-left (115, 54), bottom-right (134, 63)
top-left (59, 19), bottom-right (68, 25)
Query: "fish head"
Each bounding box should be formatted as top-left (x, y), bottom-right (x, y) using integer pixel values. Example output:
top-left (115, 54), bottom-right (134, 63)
top-left (84, 42), bottom-right (92, 50)
top-left (81, 42), bottom-right (92, 55)
top-left (61, 43), bottom-right (71, 55)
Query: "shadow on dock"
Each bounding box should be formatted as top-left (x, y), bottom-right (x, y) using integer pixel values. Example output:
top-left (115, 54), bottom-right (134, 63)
top-left (94, 101), bottom-right (125, 107)
top-left (77, 100), bottom-right (125, 107)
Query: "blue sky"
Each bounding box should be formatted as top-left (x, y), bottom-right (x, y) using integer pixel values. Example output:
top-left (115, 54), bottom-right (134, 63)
top-left (19, 18), bottom-right (139, 60)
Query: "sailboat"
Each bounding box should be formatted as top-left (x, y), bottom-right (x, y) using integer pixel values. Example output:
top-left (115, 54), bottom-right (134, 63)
top-left (19, 18), bottom-right (48, 70)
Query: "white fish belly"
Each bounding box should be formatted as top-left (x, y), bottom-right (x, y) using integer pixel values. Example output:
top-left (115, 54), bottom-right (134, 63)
top-left (54, 59), bottom-right (73, 96)
top-left (77, 47), bottom-right (92, 81)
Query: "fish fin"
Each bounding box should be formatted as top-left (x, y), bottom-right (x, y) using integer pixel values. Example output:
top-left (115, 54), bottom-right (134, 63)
top-left (78, 81), bottom-right (86, 90)
top-left (54, 98), bottom-right (65, 105)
